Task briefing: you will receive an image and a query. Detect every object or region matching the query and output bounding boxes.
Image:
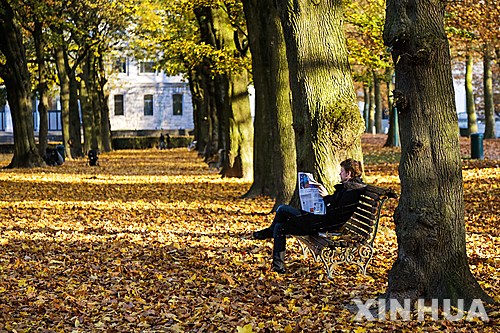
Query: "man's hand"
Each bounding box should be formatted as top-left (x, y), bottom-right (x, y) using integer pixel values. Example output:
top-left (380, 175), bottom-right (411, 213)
top-left (317, 184), bottom-right (329, 197)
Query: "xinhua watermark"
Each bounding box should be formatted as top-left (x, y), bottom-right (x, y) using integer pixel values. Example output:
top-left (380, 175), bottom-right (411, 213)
top-left (353, 298), bottom-right (489, 322)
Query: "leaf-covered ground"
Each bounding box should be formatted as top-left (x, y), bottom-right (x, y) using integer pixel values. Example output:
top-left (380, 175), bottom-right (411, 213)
top-left (0, 135), bottom-right (498, 332)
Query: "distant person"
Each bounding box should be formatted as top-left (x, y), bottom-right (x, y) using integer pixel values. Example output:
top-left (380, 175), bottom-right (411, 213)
top-left (88, 149), bottom-right (99, 166)
top-left (159, 133), bottom-right (166, 150)
top-left (45, 148), bottom-right (64, 166)
top-left (166, 134), bottom-right (172, 149)
top-left (252, 158), bottom-right (365, 274)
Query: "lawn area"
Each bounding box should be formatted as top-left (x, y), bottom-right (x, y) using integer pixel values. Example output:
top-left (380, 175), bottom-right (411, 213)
top-left (0, 135), bottom-right (498, 332)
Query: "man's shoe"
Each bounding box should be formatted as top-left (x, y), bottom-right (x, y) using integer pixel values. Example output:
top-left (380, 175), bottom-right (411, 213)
top-left (272, 251), bottom-right (286, 274)
top-left (252, 228), bottom-right (272, 240)
top-left (273, 267), bottom-right (286, 274)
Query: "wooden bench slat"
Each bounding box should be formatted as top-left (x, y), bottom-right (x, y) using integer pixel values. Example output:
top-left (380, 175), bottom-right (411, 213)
top-left (343, 223), bottom-right (371, 239)
top-left (358, 202), bottom-right (378, 214)
top-left (361, 191), bottom-right (381, 201)
top-left (350, 214), bottom-right (376, 228)
top-left (345, 223), bottom-right (372, 237)
top-left (358, 198), bottom-right (379, 209)
top-left (353, 208), bottom-right (377, 221)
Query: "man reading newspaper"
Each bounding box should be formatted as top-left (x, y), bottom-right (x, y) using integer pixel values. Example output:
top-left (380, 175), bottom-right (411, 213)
top-left (253, 159), bottom-right (366, 274)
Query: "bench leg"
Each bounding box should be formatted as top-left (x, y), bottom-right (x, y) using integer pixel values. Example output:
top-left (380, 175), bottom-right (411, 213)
top-left (357, 244), bottom-right (374, 275)
top-left (319, 246), bottom-right (348, 279)
top-left (319, 245), bottom-right (375, 278)
top-left (295, 237), bottom-right (320, 262)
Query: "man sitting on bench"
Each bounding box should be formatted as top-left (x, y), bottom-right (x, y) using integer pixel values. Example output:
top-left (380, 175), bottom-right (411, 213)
top-left (252, 158), bottom-right (366, 274)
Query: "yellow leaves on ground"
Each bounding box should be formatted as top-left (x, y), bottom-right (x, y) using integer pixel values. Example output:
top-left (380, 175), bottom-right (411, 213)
top-left (0, 135), bottom-right (498, 332)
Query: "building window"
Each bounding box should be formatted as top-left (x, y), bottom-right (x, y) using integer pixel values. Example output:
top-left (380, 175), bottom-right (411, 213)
top-left (48, 110), bottom-right (62, 131)
top-left (0, 105), bottom-right (5, 131)
top-left (173, 94), bottom-right (183, 116)
top-left (139, 61), bottom-right (155, 74)
top-left (113, 57), bottom-right (127, 73)
top-left (114, 95), bottom-right (124, 115)
top-left (144, 94), bottom-right (154, 116)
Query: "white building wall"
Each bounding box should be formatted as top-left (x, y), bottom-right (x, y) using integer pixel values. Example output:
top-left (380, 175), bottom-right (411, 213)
top-left (107, 59), bottom-right (194, 133)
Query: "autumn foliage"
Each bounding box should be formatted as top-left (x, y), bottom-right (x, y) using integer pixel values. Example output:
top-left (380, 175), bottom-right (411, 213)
top-left (0, 135), bottom-right (498, 332)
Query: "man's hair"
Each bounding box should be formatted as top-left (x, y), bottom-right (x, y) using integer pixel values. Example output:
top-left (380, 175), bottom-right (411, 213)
top-left (340, 158), bottom-right (363, 178)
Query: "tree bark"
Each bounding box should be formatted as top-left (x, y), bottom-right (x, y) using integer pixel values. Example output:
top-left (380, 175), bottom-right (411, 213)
top-left (213, 7), bottom-right (253, 180)
top-left (187, 66), bottom-right (210, 154)
top-left (33, 19), bottom-right (49, 157)
top-left (68, 71), bottom-right (83, 157)
top-left (384, 0), bottom-right (493, 306)
top-left (55, 45), bottom-right (72, 160)
top-left (0, 0), bottom-right (44, 168)
top-left (242, 0), bottom-right (296, 203)
top-left (384, 68), bottom-right (399, 147)
top-left (374, 71), bottom-right (383, 133)
top-left (363, 84), bottom-right (370, 133)
top-left (276, 0), bottom-right (364, 193)
top-left (195, 6), bottom-right (254, 179)
top-left (96, 53), bottom-right (111, 152)
top-left (483, 43), bottom-right (496, 139)
top-left (194, 8), bottom-right (222, 161)
top-left (465, 52), bottom-right (478, 136)
top-left (80, 55), bottom-right (94, 153)
top-left (368, 80), bottom-right (375, 134)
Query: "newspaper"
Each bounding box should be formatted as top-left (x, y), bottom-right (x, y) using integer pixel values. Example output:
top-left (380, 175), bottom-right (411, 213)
top-left (298, 172), bottom-right (325, 215)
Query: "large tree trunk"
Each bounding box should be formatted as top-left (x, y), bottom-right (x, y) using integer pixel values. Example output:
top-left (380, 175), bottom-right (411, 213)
top-left (221, 70), bottom-right (254, 180)
top-left (33, 19), bottom-right (49, 157)
top-left (187, 67), bottom-right (210, 154)
top-left (465, 52), bottom-right (478, 136)
top-left (80, 55), bottom-right (94, 153)
top-left (212, 7), bottom-right (253, 180)
top-left (384, 68), bottom-right (399, 147)
top-left (0, 0), bottom-right (44, 168)
top-left (195, 6), bottom-right (254, 179)
top-left (383, 0), bottom-right (493, 306)
top-left (483, 43), bottom-right (496, 139)
top-left (68, 71), bottom-right (83, 157)
top-left (193, 65), bottom-right (217, 156)
top-left (374, 72), bottom-right (383, 133)
top-left (363, 84), bottom-right (370, 133)
top-left (193, 8), bottom-right (222, 161)
top-left (55, 45), bottom-right (72, 160)
top-left (96, 53), bottom-right (111, 152)
top-left (368, 81), bottom-right (375, 134)
top-left (276, 0), bottom-right (364, 193)
top-left (242, 0), bottom-right (296, 203)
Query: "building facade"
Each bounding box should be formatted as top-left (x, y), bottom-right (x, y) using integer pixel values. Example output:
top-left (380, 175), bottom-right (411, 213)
top-left (107, 58), bottom-right (194, 136)
top-left (0, 58), bottom-right (194, 138)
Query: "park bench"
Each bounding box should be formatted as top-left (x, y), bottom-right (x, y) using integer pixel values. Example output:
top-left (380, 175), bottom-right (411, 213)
top-left (293, 184), bottom-right (397, 278)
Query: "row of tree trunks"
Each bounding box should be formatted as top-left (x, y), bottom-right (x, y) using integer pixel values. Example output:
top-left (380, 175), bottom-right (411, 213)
top-left (384, 67), bottom-right (398, 147)
top-left (0, 0), bottom-right (44, 168)
top-left (79, 50), bottom-right (111, 153)
top-left (192, 8), bottom-right (221, 161)
top-left (193, 5), bottom-right (253, 179)
top-left (241, 0), bottom-right (296, 205)
top-left (361, 75), bottom-right (387, 136)
top-left (465, 52), bottom-right (478, 136)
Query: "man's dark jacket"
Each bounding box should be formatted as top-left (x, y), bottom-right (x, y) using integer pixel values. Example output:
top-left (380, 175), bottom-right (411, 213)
top-left (294, 177), bottom-right (366, 232)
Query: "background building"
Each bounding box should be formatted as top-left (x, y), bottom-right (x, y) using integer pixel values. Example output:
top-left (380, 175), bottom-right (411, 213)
top-left (0, 57), bottom-right (194, 142)
top-left (107, 58), bottom-right (194, 136)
